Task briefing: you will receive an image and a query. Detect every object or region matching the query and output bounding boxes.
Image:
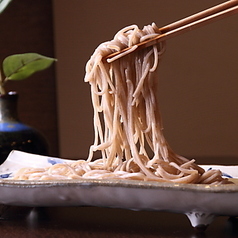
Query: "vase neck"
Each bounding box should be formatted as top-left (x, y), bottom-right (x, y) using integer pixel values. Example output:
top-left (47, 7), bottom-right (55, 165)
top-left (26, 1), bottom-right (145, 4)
top-left (0, 92), bottom-right (19, 122)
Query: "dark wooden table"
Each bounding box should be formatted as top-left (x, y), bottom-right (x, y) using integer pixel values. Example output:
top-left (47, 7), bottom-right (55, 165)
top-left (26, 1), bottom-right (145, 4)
top-left (0, 205), bottom-right (238, 238)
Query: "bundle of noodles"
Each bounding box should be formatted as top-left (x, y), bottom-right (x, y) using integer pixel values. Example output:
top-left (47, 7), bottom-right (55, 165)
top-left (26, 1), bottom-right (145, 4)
top-left (13, 23), bottom-right (230, 184)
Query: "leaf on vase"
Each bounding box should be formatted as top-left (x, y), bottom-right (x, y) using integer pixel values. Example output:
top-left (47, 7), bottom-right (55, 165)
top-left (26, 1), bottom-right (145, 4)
top-left (3, 53), bottom-right (56, 80)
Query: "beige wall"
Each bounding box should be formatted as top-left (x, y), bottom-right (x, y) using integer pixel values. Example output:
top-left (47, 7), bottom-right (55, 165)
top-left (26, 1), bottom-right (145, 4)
top-left (53, 0), bottom-right (238, 163)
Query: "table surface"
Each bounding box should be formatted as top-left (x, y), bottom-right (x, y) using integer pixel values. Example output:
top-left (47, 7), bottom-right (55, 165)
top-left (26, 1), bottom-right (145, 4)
top-left (0, 205), bottom-right (238, 238)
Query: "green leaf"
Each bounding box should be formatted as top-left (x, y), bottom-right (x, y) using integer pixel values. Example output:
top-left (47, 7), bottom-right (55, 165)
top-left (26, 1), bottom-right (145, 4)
top-left (3, 53), bottom-right (56, 80)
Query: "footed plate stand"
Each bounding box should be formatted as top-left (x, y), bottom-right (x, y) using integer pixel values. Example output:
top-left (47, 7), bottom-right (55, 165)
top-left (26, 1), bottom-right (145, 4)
top-left (1, 150), bottom-right (238, 231)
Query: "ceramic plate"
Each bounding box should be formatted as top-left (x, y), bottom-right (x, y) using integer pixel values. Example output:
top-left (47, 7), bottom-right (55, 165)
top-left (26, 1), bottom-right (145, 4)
top-left (0, 150), bottom-right (238, 228)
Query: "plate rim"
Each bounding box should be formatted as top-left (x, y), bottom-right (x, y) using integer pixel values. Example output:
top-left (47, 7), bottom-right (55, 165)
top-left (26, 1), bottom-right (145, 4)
top-left (0, 178), bottom-right (238, 193)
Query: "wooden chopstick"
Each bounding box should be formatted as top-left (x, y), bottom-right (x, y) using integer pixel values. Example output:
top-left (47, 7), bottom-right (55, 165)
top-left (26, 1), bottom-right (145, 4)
top-left (159, 0), bottom-right (238, 33)
top-left (105, 0), bottom-right (238, 62)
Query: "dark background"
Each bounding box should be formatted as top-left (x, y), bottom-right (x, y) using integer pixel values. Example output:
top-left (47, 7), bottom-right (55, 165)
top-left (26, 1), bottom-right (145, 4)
top-left (0, 1), bottom-right (237, 164)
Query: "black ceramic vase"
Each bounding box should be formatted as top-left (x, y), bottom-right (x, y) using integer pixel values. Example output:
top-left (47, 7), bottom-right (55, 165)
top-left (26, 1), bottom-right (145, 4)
top-left (0, 92), bottom-right (49, 164)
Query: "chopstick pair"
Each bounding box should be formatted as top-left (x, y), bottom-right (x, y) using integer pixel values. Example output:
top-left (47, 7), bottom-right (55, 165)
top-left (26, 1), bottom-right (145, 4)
top-left (105, 0), bottom-right (238, 62)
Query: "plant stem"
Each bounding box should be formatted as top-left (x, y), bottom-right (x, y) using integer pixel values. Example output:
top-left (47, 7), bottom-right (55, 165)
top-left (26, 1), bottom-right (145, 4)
top-left (0, 71), bottom-right (6, 95)
top-left (0, 84), bottom-right (6, 95)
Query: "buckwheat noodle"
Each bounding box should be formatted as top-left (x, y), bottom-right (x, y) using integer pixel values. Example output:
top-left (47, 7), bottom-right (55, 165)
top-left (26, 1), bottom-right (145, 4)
top-left (13, 23), bottom-right (229, 184)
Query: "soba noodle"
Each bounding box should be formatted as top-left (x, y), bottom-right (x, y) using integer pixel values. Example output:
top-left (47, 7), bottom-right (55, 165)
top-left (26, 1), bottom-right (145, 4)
top-left (13, 23), bottom-right (230, 184)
